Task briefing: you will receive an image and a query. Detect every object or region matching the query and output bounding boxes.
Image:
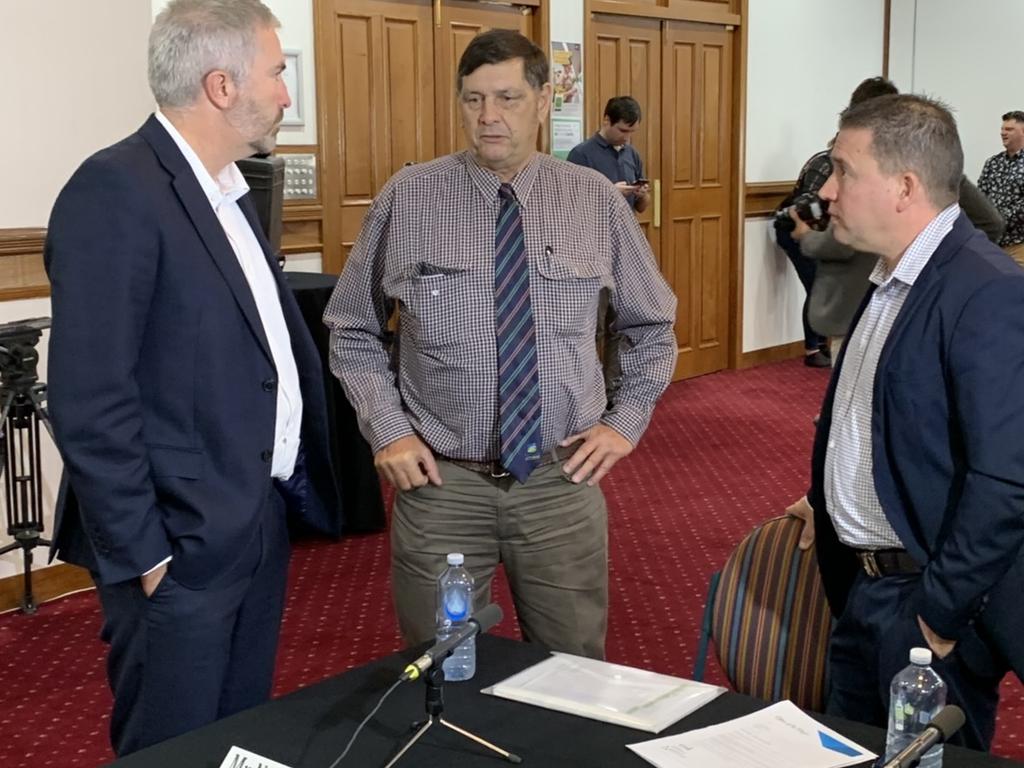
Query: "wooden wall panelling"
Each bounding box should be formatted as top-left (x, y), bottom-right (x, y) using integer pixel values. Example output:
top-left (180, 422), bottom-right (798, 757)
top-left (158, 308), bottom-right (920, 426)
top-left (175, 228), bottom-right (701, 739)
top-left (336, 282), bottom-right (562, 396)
top-left (590, 0), bottom-right (740, 26)
top-left (0, 228), bottom-right (49, 300)
top-left (316, 0), bottom-right (435, 275)
top-left (743, 180), bottom-right (792, 217)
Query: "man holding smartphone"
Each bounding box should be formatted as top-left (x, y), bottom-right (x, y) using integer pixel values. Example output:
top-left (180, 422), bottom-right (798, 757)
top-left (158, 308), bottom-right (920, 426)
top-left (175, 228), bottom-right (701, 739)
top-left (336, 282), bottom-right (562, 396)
top-left (568, 96), bottom-right (650, 213)
top-left (567, 96), bottom-right (651, 405)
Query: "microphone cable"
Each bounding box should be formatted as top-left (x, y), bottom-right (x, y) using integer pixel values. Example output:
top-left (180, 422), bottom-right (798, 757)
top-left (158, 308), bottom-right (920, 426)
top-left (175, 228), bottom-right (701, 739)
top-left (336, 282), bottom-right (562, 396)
top-left (326, 678), bottom-right (403, 768)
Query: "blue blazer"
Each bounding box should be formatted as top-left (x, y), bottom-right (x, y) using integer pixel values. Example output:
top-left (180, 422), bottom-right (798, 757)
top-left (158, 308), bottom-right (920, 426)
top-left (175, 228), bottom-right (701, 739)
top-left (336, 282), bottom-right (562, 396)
top-left (809, 212), bottom-right (1024, 680)
top-left (44, 115), bottom-right (342, 588)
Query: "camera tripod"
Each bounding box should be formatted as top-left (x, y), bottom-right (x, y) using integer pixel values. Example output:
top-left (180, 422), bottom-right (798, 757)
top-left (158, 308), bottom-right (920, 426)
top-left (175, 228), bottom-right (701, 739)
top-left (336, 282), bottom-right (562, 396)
top-left (0, 318), bottom-right (55, 614)
top-left (383, 664), bottom-right (521, 767)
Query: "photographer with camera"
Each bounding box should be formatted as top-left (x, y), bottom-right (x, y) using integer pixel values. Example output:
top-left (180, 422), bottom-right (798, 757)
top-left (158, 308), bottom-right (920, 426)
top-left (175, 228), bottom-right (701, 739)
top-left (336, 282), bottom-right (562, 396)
top-left (773, 78), bottom-right (904, 368)
top-left (773, 149), bottom-right (833, 367)
top-left (781, 78), bottom-right (1004, 369)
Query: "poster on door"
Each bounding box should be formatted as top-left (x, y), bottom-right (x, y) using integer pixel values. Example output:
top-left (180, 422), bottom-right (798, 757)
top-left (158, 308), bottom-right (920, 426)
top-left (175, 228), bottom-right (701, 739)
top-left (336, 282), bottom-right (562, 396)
top-left (550, 41), bottom-right (582, 119)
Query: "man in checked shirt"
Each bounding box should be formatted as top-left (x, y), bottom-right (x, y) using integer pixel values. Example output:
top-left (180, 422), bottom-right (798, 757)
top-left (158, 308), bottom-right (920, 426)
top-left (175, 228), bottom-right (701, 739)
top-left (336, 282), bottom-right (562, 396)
top-left (798, 94), bottom-right (1024, 751)
top-left (324, 29), bottom-right (676, 658)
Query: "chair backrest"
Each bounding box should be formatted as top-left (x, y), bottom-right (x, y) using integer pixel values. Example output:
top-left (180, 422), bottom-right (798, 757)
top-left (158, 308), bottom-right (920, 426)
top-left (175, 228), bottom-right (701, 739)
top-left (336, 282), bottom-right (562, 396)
top-left (710, 515), bottom-right (831, 711)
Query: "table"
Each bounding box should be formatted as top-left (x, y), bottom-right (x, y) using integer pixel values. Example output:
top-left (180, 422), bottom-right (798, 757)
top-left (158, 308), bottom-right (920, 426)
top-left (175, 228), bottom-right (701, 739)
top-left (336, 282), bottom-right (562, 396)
top-left (287, 271), bottom-right (385, 534)
top-left (107, 634), bottom-right (1021, 768)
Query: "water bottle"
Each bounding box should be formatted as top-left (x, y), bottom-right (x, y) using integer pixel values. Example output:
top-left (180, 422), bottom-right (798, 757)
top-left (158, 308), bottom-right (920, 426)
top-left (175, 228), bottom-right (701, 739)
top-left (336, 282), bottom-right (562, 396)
top-left (436, 552), bottom-right (476, 681)
top-left (885, 647), bottom-right (947, 767)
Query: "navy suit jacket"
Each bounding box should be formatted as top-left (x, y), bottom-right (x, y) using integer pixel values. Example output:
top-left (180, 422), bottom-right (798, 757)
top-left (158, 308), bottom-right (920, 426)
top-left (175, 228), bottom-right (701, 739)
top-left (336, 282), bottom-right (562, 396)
top-left (809, 212), bottom-right (1024, 680)
top-left (44, 115), bottom-right (342, 588)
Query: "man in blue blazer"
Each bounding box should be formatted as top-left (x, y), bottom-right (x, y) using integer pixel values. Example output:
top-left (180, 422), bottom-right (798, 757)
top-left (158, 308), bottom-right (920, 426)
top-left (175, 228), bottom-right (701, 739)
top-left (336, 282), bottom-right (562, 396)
top-left (43, 0), bottom-right (340, 755)
top-left (804, 94), bottom-right (1024, 751)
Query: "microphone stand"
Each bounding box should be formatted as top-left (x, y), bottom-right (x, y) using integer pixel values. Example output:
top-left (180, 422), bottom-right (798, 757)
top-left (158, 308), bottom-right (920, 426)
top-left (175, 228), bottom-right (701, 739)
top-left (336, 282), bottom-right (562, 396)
top-left (383, 660), bottom-right (522, 767)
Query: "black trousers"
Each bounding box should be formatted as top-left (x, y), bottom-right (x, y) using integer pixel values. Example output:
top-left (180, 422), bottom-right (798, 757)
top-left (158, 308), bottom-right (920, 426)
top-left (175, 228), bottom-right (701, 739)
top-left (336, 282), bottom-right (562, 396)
top-left (775, 225), bottom-right (825, 352)
top-left (826, 570), bottom-right (1007, 752)
top-left (94, 486), bottom-right (289, 756)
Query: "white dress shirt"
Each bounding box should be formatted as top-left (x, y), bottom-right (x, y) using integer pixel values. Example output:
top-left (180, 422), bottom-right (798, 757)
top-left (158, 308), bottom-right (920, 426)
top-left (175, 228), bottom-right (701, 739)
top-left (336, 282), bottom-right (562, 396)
top-left (824, 203), bottom-right (960, 549)
top-left (155, 112), bottom-right (302, 480)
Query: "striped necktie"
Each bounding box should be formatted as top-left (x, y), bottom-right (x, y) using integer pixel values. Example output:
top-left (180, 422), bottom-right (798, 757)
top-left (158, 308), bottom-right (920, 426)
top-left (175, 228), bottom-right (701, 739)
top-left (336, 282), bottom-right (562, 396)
top-left (495, 183), bottom-right (542, 483)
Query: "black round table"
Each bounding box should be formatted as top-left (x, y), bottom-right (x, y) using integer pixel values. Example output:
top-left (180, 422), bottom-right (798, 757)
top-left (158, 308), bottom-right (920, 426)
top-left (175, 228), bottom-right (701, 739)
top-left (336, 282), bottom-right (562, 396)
top-left (287, 271), bottom-right (386, 534)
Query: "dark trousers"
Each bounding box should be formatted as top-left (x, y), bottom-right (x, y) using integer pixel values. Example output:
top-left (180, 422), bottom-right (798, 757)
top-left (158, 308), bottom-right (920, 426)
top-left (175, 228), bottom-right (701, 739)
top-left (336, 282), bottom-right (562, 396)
top-left (596, 287), bottom-right (622, 405)
top-left (826, 571), bottom-right (1006, 752)
top-left (94, 486), bottom-right (290, 756)
top-left (775, 226), bottom-right (825, 352)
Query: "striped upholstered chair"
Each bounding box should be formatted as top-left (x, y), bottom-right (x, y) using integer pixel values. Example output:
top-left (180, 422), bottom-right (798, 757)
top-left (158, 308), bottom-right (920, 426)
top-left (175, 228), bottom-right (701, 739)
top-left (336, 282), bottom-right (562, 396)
top-left (693, 515), bottom-right (832, 711)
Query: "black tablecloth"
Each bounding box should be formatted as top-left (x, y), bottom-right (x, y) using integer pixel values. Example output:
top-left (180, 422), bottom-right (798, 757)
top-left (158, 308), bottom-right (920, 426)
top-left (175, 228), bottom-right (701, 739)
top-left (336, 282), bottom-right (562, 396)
top-left (287, 271), bottom-right (385, 534)
top-left (107, 634), bottom-right (1021, 768)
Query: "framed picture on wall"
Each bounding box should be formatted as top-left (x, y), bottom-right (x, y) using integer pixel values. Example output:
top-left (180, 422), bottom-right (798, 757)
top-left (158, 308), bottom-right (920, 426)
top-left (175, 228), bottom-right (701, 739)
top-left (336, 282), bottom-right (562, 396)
top-left (282, 50), bottom-right (303, 127)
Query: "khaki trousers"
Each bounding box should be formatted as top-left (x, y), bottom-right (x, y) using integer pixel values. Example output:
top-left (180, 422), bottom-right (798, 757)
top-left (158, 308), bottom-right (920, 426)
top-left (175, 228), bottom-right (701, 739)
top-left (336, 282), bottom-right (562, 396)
top-left (1005, 241), bottom-right (1024, 267)
top-left (391, 458), bottom-right (608, 659)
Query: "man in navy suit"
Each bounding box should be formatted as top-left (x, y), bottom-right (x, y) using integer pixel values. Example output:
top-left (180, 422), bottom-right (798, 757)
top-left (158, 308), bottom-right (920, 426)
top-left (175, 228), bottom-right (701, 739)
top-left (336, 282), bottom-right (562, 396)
top-left (44, 0), bottom-right (340, 755)
top-left (798, 93), bottom-right (1024, 751)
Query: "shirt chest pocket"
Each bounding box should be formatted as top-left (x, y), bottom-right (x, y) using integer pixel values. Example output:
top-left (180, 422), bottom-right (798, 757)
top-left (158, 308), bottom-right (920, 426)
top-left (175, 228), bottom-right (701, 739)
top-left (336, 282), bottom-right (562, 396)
top-left (534, 247), bottom-right (612, 338)
top-left (399, 257), bottom-right (484, 349)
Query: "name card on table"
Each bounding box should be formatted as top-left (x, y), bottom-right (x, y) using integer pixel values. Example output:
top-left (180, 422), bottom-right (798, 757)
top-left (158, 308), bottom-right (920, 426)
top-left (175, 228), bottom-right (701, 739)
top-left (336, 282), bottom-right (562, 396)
top-left (218, 746), bottom-right (293, 768)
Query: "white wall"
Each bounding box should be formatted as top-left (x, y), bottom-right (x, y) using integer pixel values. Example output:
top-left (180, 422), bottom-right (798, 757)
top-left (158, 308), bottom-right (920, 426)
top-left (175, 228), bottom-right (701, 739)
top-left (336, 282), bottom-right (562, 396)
top-left (889, 0), bottom-right (1022, 182)
top-left (151, 0), bottom-right (317, 146)
top-left (745, 0), bottom-right (886, 183)
top-left (0, 1), bottom-right (153, 228)
top-left (0, 1), bottom-right (320, 576)
top-left (742, 0), bottom-right (885, 353)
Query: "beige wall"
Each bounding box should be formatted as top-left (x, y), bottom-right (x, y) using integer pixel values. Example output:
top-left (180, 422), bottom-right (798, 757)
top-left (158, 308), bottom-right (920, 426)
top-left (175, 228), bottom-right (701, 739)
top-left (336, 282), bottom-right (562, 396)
top-left (0, 0), bottom-right (154, 229)
top-left (0, 0), bottom-right (319, 577)
top-left (742, 0), bottom-right (886, 353)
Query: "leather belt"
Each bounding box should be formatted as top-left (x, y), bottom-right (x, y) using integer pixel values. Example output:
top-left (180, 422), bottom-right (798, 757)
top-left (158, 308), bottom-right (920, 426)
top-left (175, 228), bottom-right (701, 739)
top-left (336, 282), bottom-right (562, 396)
top-left (440, 444), bottom-right (578, 479)
top-left (854, 548), bottom-right (921, 578)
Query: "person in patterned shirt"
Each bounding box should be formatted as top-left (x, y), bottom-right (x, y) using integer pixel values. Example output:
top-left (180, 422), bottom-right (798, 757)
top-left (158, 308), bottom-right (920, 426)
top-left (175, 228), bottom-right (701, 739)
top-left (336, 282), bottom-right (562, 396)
top-left (324, 30), bottom-right (677, 660)
top-left (978, 110), bottom-right (1024, 265)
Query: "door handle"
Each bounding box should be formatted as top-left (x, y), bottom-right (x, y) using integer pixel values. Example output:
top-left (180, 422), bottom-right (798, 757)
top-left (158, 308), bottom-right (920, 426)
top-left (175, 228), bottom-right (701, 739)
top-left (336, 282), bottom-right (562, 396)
top-left (653, 179), bottom-right (662, 228)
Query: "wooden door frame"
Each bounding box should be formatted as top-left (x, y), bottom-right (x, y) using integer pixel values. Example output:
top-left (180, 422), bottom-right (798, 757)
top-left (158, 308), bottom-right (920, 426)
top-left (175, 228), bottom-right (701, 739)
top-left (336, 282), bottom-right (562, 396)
top-left (584, 0), bottom-right (747, 371)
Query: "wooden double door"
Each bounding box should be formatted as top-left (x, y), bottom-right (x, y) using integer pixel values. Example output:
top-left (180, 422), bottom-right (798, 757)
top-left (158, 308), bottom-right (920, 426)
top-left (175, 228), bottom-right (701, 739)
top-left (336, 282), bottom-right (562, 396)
top-left (589, 15), bottom-right (735, 380)
top-left (316, 0), bottom-right (538, 273)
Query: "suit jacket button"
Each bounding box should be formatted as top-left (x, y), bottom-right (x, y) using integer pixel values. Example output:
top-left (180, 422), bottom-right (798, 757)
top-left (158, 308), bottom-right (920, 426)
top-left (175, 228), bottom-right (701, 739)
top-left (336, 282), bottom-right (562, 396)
top-left (261, 449), bottom-right (273, 463)
top-left (262, 378), bottom-right (277, 392)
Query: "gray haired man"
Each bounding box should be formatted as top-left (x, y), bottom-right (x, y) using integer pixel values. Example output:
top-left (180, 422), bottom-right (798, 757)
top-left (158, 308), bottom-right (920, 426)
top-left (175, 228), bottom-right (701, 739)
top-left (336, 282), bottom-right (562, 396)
top-left (44, 0), bottom-right (340, 754)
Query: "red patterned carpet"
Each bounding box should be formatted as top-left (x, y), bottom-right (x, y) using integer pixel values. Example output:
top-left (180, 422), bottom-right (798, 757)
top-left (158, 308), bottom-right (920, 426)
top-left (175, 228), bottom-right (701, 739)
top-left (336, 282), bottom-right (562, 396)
top-left (1, 358), bottom-right (1021, 766)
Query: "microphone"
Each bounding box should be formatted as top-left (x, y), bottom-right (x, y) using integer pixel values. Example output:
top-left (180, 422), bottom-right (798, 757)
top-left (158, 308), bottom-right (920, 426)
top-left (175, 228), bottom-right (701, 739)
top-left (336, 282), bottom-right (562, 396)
top-left (882, 705), bottom-right (966, 768)
top-left (400, 603), bottom-right (503, 682)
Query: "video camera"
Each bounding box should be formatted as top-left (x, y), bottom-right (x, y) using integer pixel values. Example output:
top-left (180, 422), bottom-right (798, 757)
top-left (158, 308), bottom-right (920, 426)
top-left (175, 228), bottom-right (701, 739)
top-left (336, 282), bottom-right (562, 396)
top-left (0, 317), bottom-right (50, 390)
top-left (774, 192), bottom-right (830, 233)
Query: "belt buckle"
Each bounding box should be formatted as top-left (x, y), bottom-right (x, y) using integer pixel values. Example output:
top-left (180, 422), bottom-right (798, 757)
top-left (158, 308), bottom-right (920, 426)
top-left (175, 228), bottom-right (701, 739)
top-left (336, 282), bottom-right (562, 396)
top-left (858, 551), bottom-right (882, 578)
top-left (489, 463), bottom-right (510, 479)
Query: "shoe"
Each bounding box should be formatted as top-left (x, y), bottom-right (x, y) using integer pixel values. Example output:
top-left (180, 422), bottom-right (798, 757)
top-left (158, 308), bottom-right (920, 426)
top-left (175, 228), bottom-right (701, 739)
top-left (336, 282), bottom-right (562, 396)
top-left (804, 351), bottom-right (830, 368)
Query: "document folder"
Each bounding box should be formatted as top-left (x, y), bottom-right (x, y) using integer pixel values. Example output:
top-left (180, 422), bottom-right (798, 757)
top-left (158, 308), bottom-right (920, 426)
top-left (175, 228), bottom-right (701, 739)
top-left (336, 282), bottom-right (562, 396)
top-left (483, 652), bottom-right (725, 733)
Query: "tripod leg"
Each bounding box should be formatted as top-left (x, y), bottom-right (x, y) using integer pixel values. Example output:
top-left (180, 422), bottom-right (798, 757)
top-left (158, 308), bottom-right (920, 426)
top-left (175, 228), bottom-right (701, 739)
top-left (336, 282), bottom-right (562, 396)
top-left (438, 718), bottom-right (522, 764)
top-left (28, 387), bottom-right (56, 442)
top-left (22, 543), bottom-right (37, 614)
top-left (381, 718), bottom-right (434, 768)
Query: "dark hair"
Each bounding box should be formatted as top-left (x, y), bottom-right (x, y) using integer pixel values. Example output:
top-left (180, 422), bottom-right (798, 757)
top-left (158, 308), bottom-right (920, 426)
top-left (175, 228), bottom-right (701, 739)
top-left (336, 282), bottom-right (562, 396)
top-left (1002, 110), bottom-right (1024, 124)
top-left (604, 96), bottom-right (642, 125)
top-left (456, 29), bottom-right (549, 92)
top-left (840, 94), bottom-right (963, 208)
top-left (848, 77), bottom-right (898, 108)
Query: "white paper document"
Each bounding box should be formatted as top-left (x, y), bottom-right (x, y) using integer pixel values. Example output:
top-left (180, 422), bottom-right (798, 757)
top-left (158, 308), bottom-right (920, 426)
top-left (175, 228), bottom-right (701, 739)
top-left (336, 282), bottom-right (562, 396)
top-left (627, 700), bottom-right (876, 768)
top-left (482, 652), bottom-right (725, 733)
